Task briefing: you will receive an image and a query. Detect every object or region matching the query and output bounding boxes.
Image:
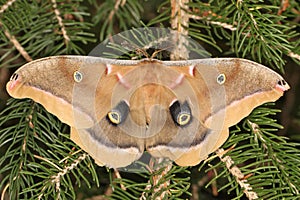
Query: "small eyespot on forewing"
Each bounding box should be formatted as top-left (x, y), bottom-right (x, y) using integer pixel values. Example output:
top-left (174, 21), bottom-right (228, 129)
top-left (217, 74), bottom-right (226, 85)
top-left (73, 71), bottom-right (83, 83)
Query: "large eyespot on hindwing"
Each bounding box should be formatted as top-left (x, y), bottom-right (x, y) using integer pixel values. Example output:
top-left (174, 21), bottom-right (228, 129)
top-left (107, 100), bottom-right (130, 126)
top-left (169, 100), bottom-right (192, 127)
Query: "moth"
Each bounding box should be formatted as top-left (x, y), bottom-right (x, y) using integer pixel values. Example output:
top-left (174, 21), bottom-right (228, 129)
top-left (6, 56), bottom-right (289, 168)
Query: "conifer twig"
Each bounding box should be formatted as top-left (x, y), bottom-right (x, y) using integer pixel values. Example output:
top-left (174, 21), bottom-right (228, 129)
top-left (114, 169), bottom-right (126, 191)
top-left (188, 14), bottom-right (237, 31)
top-left (0, 22), bottom-right (32, 62)
top-left (288, 51), bottom-right (300, 62)
top-left (1, 183), bottom-right (9, 200)
top-left (248, 120), bottom-right (300, 195)
top-left (51, 153), bottom-right (87, 188)
top-left (36, 153), bottom-right (88, 200)
top-left (140, 159), bottom-right (173, 200)
top-left (0, 0), bottom-right (16, 14)
top-left (216, 148), bottom-right (258, 200)
top-left (171, 0), bottom-right (189, 35)
top-left (170, 0), bottom-right (189, 60)
top-left (189, 11), bottom-right (300, 62)
top-left (108, 0), bottom-right (126, 22)
top-left (51, 0), bottom-right (70, 43)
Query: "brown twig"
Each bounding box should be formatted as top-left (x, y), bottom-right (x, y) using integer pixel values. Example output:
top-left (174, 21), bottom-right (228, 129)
top-left (108, 0), bottom-right (126, 21)
top-left (277, 0), bottom-right (290, 15)
top-left (189, 9), bottom-right (300, 62)
top-left (0, 0), bottom-right (16, 14)
top-left (140, 158), bottom-right (173, 200)
top-left (288, 51), bottom-right (300, 62)
top-left (170, 0), bottom-right (189, 60)
top-left (35, 153), bottom-right (88, 200)
top-left (0, 22), bottom-right (32, 62)
top-left (51, 0), bottom-right (70, 43)
top-left (216, 148), bottom-right (258, 200)
top-left (114, 169), bottom-right (127, 191)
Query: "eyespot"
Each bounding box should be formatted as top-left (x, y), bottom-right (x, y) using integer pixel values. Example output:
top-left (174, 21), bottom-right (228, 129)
top-left (217, 74), bottom-right (226, 85)
top-left (73, 71), bottom-right (83, 83)
top-left (107, 100), bottom-right (129, 125)
top-left (107, 112), bottom-right (121, 125)
top-left (10, 73), bottom-right (19, 81)
top-left (177, 113), bottom-right (191, 126)
top-left (169, 100), bottom-right (192, 127)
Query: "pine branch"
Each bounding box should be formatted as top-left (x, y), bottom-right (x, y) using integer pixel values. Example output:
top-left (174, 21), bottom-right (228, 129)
top-left (201, 105), bottom-right (300, 199)
top-left (151, 0), bottom-right (300, 71)
top-left (0, 0), bottom-right (15, 14)
top-left (92, 0), bottom-right (143, 41)
top-left (0, 22), bottom-right (32, 62)
top-left (0, 0), bottom-right (94, 68)
top-left (50, 0), bottom-right (71, 44)
top-left (216, 148), bottom-right (258, 200)
top-left (188, 4), bottom-right (300, 64)
top-left (108, 164), bottom-right (191, 199)
top-left (170, 0), bottom-right (190, 60)
top-left (0, 99), bottom-right (100, 199)
top-left (36, 152), bottom-right (88, 200)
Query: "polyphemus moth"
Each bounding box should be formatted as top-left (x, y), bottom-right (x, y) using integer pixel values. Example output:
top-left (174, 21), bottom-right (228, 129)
top-left (6, 56), bottom-right (289, 168)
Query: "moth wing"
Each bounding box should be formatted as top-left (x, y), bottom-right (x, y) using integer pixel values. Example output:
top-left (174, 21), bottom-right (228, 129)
top-left (72, 62), bottom-right (149, 168)
top-left (190, 58), bottom-right (289, 129)
top-left (6, 56), bottom-right (109, 129)
top-left (143, 83), bottom-right (227, 166)
top-left (147, 58), bottom-right (289, 166)
top-left (70, 126), bottom-right (144, 168)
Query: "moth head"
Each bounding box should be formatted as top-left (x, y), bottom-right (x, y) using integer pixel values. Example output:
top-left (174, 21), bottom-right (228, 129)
top-left (7, 72), bottom-right (23, 97)
top-left (10, 73), bottom-right (19, 81)
top-left (276, 79), bottom-right (289, 92)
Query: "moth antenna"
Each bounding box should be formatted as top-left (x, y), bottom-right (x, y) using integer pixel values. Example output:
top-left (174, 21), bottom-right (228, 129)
top-left (149, 44), bottom-right (176, 60)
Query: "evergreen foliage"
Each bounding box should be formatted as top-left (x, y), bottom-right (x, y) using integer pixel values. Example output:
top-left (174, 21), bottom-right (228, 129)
top-left (0, 0), bottom-right (299, 199)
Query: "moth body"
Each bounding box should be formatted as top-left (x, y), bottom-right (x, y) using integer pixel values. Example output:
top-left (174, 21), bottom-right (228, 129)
top-left (7, 56), bottom-right (289, 168)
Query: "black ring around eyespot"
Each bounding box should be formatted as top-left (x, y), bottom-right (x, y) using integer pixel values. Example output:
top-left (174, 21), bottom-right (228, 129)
top-left (169, 100), bottom-right (192, 127)
top-left (106, 100), bottom-right (130, 126)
